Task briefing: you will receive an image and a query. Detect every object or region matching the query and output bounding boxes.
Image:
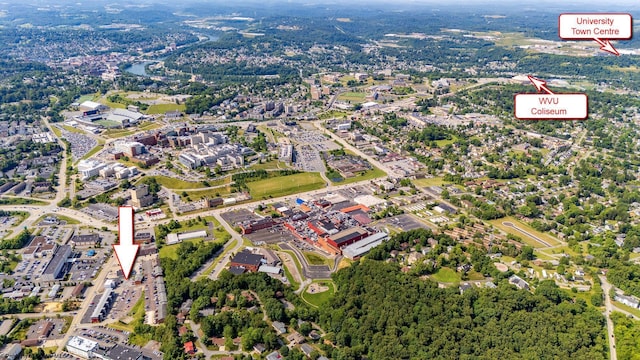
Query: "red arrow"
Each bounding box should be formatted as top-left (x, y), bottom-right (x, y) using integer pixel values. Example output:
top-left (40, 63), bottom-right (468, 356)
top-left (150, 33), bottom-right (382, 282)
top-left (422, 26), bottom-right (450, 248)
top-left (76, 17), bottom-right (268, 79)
top-left (593, 38), bottom-right (619, 56)
top-left (527, 75), bottom-right (555, 95)
top-left (113, 206), bottom-right (139, 280)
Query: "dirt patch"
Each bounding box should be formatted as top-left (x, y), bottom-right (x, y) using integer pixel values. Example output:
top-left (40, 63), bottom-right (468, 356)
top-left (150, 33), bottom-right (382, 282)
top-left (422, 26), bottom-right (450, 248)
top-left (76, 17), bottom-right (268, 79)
top-left (306, 283), bottom-right (329, 294)
top-left (42, 302), bottom-right (61, 312)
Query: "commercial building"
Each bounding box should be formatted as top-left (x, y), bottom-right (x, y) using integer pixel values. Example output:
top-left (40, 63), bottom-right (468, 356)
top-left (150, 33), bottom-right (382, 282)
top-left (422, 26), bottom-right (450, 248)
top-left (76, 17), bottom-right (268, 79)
top-left (0, 344), bottom-right (22, 360)
top-left (326, 227), bottom-right (369, 249)
top-left (342, 232), bottom-right (389, 260)
top-left (79, 101), bottom-right (108, 113)
top-left (131, 184), bottom-right (154, 208)
top-left (279, 144), bottom-right (293, 164)
top-left (40, 245), bottom-right (72, 282)
top-left (66, 336), bottom-right (98, 359)
top-left (91, 288), bottom-right (116, 323)
top-left (229, 250), bottom-right (264, 273)
top-left (78, 159), bottom-right (106, 180)
top-left (69, 234), bottom-right (101, 248)
top-left (114, 141), bottom-right (145, 157)
top-left (239, 218), bottom-right (277, 234)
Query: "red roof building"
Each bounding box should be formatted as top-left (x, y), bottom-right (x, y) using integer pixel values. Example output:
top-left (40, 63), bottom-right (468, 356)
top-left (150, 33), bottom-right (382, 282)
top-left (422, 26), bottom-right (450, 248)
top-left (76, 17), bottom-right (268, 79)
top-left (184, 341), bottom-right (195, 354)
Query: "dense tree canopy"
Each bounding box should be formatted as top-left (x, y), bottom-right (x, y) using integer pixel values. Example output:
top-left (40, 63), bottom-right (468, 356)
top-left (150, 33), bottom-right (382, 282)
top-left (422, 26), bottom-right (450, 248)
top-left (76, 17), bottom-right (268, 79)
top-left (318, 259), bottom-right (607, 360)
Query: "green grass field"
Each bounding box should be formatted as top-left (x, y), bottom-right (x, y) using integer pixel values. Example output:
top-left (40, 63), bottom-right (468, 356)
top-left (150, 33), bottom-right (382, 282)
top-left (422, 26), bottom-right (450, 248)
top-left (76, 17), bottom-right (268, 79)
top-left (94, 120), bottom-right (122, 128)
top-left (103, 129), bottom-right (137, 138)
top-left (282, 262), bottom-right (300, 291)
top-left (612, 301), bottom-right (640, 318)
top-left (301, 281), bottom-right (336, 308)
top-left (138, 122), bottom-right (163, 131)
top-left (319, 110), bottom-right (351, 120)
top-left (181, 187), bottom-right (232, 201)
top-left (144, 175), bottom-right (226, 190)
top-left (147, 103), bottom-right (186, 114)
top-left (412, 177), bottom-right (445, 187)
top-left (489, 216), bottom-right (562, 248)
top-left (35, 213), bottom-right (80, 225)
top-left (435, 137), bottom-right (457, 147)
top-left (79, 145), bottom-right (104, 162)
top-left (247, 172), bottom-right (325, 199)
top-left (331, 167), bottom-right (386, 185)
top-left (338, 92), bottom-right (367, 102)
top-left (304, 252), bottom-right (330, 266)
top-left (61, 125), bottom-right (87, 134)
top-left (250, 160), bottom-right (289, 170)
top-left (0, 198), bottom-right (47, 206)
top-left (159, 239), bottom-right (203, 260)
top-left (77, 94), bottom-right (98, 103)
top-left (430, 267), bottom-right (461, 283)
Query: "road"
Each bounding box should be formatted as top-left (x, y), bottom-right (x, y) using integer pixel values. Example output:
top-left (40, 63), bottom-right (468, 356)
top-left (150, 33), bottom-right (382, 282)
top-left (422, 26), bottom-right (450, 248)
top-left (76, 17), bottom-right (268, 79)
top-left (600, 275), bottom-right (618, 360)
top-left (207, 212), bottom-right (244, 280)
top-left (56, 251), bottom-right (119, 355)
top-left (312, 120), bottom-right (400, 179)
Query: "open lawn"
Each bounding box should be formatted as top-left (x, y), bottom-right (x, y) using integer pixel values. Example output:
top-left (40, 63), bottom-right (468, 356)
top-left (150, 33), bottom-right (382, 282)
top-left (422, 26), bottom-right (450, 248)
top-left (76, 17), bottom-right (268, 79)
top-left (51, 126), bottom-right (62, 138)
top-left (338, 92), bottom-right (366, 102)
top-left (331, 166), bottom-right (386, 185)
top-left (467, 271), bottom-right (485, 281)
top-left (435, 136), bottom-right (457, 147)
top-left (613, 301), bottom-right (640, 318)
top-left (282, 262), bottom-right (300, 291)
top-left (144, 175), bottom-right (226, 190)
top-left (319, 110), bottom-right (351, 120)
top-left (35, 213), bottom-right (80, 225)
top-left (94, 120), bottom-right (122, 128)
top-left (248, 172), bottom-right (325, 199)
top-left (250, 160), bottom-right (289, 170)
top-left (430, 267), bottom-right (461, 283)
top-left (489, 216), bottom-right (562, 248)
top-left (103, 128), bottom-right (137, 138)
top-left (107, 321), bottom-right (134, 333)
top-left (181, 187), bottom-right (232, 201)
top-left (78, 94), bottom-right (98, 103)
top-left (301, 280), bottom-right (336, 308)
top-left (303, 252), bottom-right (332, 268)
top-left (0, 197), bottom-right (47, 206)
top-left (79, 145), bottom-right (104, 162)
top-left (159, 239), bottom-right (203, 260)
top-left (413, 177), bottom-right (445, 187)
top-left (138, 122), bottom-right (163, 131)
top-left (146, 103), bottom-right (186, 114)
top-left (61, 125), bottom-right (87, 134)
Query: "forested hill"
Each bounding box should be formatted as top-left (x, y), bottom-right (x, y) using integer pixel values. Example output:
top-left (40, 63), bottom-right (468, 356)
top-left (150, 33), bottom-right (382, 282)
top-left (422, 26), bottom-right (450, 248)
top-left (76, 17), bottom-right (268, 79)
top-left (318, 259), bottom-right (607, 360)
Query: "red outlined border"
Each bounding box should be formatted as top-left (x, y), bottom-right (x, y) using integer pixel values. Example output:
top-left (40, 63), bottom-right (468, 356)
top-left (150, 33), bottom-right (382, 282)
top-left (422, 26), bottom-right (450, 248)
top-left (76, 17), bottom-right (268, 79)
top-left (558, 13), bottom-right (633, 40)
top-left (514, 93), bottom-right (589, 121)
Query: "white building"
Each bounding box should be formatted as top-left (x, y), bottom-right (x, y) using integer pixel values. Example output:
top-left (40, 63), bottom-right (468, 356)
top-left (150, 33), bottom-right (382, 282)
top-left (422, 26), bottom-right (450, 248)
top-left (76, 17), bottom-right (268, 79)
top-left (78, 159), bottom-right (106, 180)
top-left (79, 101), bottom-right (108, 113)
top-left (114, 141), bottom-right (145, 157)
top-left (66, 336), bottom-right (98, 359)
top-left (279, 144), bottom-right (293, 164)
top-left (0, 344), bottom-right (21, 360)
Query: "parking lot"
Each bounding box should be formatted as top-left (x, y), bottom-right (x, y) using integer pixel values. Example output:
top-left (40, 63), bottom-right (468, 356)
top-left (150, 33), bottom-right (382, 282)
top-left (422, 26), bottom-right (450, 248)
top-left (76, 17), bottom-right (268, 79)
top-left (58, 126), bottom-right (97, 161)
top-left (69, 255), bottom-right (107, 283)
top-left (244, 226), bottom-right (299, 245)
top-left (220, 208), bottom-right (260, 225)
top-left (109, 286), bottom-right (142, 321)
top-left (38, 226), bottom-right (74, 243)
top-left (376, 214), bottom-right (433, 232)
top-left (26, 318), bottom-right (67, 341)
